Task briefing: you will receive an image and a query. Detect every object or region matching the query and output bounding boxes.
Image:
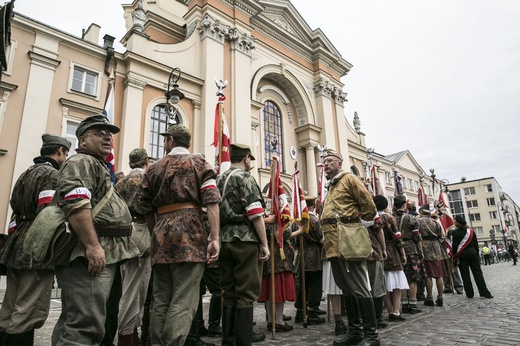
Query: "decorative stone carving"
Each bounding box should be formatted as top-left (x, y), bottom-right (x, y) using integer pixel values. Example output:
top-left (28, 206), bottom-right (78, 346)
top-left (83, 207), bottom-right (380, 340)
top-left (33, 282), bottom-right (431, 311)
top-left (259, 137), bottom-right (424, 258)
top-left (314, 78), bottom-right (333, 98)
top-left (132, 0), bottom-right (147, 33)
top-left (353, 111), bottom-right (361, 132)
top-left (332, 86), bottom-right (348, 105)
top-left (198, 13), bottom-right (230, 43)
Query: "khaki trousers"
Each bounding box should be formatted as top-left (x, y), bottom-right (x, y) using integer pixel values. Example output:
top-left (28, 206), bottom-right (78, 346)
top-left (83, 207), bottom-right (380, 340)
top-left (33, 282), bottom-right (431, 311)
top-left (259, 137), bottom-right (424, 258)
top-left (151, 262), bottom-right (205, 346)
top-left (0, 268), bottom-right (54, 333)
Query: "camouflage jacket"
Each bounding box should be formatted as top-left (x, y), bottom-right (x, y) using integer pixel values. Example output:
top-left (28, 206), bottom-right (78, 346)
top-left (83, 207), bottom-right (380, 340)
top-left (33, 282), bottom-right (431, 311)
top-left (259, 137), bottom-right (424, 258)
top-left (417, 216), bottom-right (447, 261)
top-left (0, 157), bottom-right (60, 269)
top-left (321, 171), bottom-right (377, 258)
top-left (377, 212), bottom-right (405, 271)
top-left (115, 167), bottom-right (151, 258)
top-left (217, 164), bottom-right (265, 243)
top-left (56, 151), bottom-right (140, 265)
top-left (140, 147), bottom-right (220, 264)
top-left (393, 210), bottom-right (422, 256)
top-left (292, 213), bottom-right (323, 272)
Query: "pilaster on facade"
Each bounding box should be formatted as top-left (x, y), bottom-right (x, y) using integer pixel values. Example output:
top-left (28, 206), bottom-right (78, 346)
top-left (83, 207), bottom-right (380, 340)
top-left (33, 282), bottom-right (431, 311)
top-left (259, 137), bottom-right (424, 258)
top-left (228, 28), bottom-right (256, 56)
top-left (332, 86), bottom-right (348, 106)
top-left (123, 76), bottom-right (148, 90)
top-left (28, 51), bottom-right (60, 71)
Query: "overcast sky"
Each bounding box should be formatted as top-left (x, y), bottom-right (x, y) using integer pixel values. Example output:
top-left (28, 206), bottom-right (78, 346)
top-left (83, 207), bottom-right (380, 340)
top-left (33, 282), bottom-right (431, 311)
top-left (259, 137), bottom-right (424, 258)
top-left (14, 1), bottom-right (520, 203)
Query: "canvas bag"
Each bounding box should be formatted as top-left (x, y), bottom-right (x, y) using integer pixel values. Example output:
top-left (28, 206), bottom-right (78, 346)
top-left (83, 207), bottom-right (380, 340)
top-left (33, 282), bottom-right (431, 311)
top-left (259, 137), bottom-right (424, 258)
top-left (24, 187), bottom-right (113, 267)
top-left (330, 189), bottom-right (372, 260)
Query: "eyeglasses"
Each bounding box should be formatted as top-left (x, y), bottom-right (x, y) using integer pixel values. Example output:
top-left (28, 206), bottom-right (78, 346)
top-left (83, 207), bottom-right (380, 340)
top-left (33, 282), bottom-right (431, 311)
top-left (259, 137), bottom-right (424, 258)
top-left (87, 130), bottom-right (114, 138)
top-left (323, 158), bottom-right (340, 164)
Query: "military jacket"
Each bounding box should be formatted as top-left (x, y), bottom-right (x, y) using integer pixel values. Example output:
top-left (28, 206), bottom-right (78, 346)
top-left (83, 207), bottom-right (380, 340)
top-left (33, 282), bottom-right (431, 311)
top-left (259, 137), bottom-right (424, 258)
top-left (292, 213), bottom-right (323, 272)
top-left (115, 167), bottom-right (151, 258)
top-left (0, 157), bottom-right (59, 269)
top-left (56, 152), bottom-right (140, 265)
top-left (321, 171), bottom-right (377, 258)
top-left (140, 147), bottom-right (220, 264)
top-left (217, 164), bottom-right (265, 243)
top-left (376, 212), bottom-right (405, 271)
top-left (418, 216), bottom-right (447, 261)
top-left (393, 210), bottom-right (422, 256)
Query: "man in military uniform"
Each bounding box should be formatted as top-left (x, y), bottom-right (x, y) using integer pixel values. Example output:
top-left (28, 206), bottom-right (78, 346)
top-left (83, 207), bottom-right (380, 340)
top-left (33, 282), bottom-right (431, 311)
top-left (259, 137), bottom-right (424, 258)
top-left (52, 115), bottom-right (140, 345)
top-left (140, 124), bottom-right (220, 346)
top-left (217, 143), bottom-right (271, 345)
top-left (319, 149), bottom-right (380, 346)
top-left (114, 148), bottom-right (152, 345)
top-left (0, 134), bottom-right (70, 345)
top-left (292, 196), bottom-right (325, 325)
top-left (393, 194), bottom-right (425, 315)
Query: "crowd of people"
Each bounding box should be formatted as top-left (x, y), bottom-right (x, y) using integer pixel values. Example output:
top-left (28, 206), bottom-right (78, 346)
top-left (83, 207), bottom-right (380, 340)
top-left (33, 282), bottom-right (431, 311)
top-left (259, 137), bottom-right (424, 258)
top-left (0, 114), bottom-right (501, 346)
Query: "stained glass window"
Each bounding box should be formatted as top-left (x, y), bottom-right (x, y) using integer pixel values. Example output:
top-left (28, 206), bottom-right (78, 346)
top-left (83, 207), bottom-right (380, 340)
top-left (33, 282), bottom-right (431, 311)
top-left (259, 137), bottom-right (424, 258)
top-left (263, 101), bottom-right (283, 170)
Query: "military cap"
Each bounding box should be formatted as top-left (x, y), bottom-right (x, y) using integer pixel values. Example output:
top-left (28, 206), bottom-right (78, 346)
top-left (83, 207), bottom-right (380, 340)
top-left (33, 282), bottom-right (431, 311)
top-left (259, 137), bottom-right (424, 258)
top-left (455, 215), bottom-right (467, 225)
top-left (41, 133), bottom-right (71, 150)
top-left (393, 194), bottom-right (407, 207)
top-left (323, 149), bottom-right (343, 162)
top-left (230, 143), bottom-right (255, 160)
top-left (304, 196), bottom-right (317, 207)
top-left (76, 114), bottom-right (120, 138)
top-left (419, 203), bottom-right (431, 213)
top-left (129, 148), bottom-right (149, 164)
top-left (160, 124), bottom-right (191, 142)
top-left (373, 195), bottom-right (388, 211)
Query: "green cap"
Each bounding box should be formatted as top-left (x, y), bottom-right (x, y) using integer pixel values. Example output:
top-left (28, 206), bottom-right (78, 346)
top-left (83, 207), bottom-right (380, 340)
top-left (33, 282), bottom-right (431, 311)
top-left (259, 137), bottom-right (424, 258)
top-left (41, 134), bottom-right (71, 150)
top-left (323, 149), bottom-right (343, 162)
top-left (76, 114), bottom-right (120, 138)
top-left (230, 143), bottom-right (255, 160)
top-left (129, 148), bottom-right (149, 164)
top-left (160, 124), bottom-right (191, 143)
top-left (393, 194), bottom-right (407, 207)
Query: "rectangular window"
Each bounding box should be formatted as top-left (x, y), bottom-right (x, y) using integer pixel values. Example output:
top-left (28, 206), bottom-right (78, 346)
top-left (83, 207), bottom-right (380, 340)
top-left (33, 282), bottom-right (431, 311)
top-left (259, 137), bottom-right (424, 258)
top-left (493, 225), bottom-right (501, 232)
top-left (487, 198), bottom-right (495, 206)
top-left (65, 121), bottom-right (79, 155)
top-left (485, 184), bottom-right (493, 192)
top-left (464, 187), bottom-right (476, 195)
top-left (385, 172), bottom-right (391, 185)
top-left (489, 211), bottom-right (497, 220)
top-left (71, 66), bottom-right (98, 96)
top-left (473, 227), bottom-right (483, 235)
top-left (414, 181), bottom-right (419, 192)
top-left (407, 178), bottom-right (413, 190)
top-left (467, 200), bottom-right (478, 208)
top-left (469, 213), bottom-right (481, 222)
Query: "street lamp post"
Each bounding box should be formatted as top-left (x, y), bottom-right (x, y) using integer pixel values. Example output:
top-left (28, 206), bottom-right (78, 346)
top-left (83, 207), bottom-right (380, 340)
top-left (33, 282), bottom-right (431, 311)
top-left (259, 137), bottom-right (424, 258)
top-left (496, 201), bottom-right (507, 247)
top-left (164, 67), bottom-right (185, 123)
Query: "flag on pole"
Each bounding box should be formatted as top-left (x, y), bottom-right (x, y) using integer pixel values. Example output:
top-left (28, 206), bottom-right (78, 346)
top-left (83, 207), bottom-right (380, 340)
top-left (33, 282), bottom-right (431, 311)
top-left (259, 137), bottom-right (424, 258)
top-left (268, 157), bottom-right (292, 259)
top-left (212, 95), bottom-right (231, 174)
top-left (393, 170), bottom-right (403, 196)
top-left (436, 190), bottom-right (454, 231)
top-left (291, 169), bottom-right (310, 233)
top-left (316, 163), bottom-right (326, 215)
top-left (103, 77), bottom-right (116, 184)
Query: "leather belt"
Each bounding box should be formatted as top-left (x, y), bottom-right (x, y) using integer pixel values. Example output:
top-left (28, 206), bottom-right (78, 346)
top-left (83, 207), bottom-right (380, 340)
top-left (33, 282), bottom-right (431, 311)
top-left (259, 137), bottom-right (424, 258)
top-left (132, 215), bottom-right (146, 224)
top-left (157, 202), bottom-right (201, 215)
top-left (96, 226), bottom-right (132, 237)
top-left (320, 216), bottom-right (360, 225)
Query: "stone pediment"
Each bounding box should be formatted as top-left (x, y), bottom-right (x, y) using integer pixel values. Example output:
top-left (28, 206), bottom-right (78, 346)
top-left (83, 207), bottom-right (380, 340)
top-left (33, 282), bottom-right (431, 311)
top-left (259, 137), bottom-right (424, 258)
top-left (263, 13), bottom-right (307, 43)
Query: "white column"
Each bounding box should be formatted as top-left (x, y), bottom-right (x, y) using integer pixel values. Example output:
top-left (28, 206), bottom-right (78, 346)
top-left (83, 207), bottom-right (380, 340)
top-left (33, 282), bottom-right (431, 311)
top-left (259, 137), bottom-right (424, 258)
top-left (305, 144), bottom-right (317, 196)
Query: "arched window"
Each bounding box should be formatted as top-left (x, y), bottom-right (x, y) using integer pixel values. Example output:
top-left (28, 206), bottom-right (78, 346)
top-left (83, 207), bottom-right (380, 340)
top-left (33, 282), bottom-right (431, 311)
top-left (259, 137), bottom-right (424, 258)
top-left (263, 101), bottom-right (284, 170)
top-left (350, 165), bottom-right (361, 176)
top-left (149, 104), bottom-right (180, 159)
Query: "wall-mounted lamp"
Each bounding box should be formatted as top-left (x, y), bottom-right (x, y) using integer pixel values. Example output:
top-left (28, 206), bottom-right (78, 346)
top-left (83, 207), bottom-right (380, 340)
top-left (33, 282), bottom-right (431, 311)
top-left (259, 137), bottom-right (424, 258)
top-left (165, 67), bottom-right (185, 121)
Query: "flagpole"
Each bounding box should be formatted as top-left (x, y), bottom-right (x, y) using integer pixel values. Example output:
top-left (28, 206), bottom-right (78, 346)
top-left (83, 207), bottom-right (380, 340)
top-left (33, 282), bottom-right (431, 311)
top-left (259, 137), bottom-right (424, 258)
top-left (268, 162), bottom-right (276, 339)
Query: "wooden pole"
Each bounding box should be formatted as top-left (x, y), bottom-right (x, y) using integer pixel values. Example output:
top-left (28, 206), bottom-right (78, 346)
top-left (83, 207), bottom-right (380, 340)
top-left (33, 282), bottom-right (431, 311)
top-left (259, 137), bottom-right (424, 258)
top-left (270, 230), bottom-right (276, 339)
top-left (299, 234), bottom-right (308, 328)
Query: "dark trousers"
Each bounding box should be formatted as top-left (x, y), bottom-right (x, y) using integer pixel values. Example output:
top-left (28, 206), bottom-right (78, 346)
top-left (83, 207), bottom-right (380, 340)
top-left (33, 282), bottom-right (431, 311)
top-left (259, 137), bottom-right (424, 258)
top-left (294, 270), bottom-right (323, 311)
top-left (458, 253), bottom-right (491, 298)
top-left (444, 264), bottom-right (463, 291)
top-left (483, 254), bottom-right (491, 265)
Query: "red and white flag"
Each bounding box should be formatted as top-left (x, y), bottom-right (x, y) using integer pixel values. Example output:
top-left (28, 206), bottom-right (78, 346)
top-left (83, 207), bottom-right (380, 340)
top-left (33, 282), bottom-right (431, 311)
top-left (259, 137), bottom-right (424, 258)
top-left (436, 190), bottom-right (454, 231)
top-left (291, 169), bottom-right (309, 233)
top-left (103, 77), bottom-right (116, 184)
top-left (212, 95), bottom-right (231, 174)
top-left (268, 157), bottom-right (292, 259)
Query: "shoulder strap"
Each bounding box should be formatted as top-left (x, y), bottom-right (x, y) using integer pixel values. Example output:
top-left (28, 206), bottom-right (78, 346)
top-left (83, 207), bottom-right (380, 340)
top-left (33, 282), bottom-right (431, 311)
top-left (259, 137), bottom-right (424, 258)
top-left (221, 169), bottom-right (240, 197)
top-left (92, 186), bottom-right (114, 218)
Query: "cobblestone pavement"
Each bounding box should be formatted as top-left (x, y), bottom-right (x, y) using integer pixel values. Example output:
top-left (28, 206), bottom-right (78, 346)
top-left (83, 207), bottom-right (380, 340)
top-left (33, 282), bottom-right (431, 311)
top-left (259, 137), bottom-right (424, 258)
top-left (2, 261), bottom-right (519, 345)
